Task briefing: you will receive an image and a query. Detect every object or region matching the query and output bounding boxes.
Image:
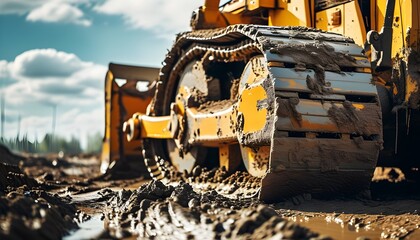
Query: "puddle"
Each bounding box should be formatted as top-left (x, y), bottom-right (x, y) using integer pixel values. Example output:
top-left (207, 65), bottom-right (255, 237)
top-left (286, 213), bottom-right (420, 239)
top-left (289, 215), bottom-right (380, 239)
top-left (64, 215), bottom-right (104, 240)
top-left (70, 190), bottom-right (103, 203)
top-left (63, 168), bottom-right (85, 176)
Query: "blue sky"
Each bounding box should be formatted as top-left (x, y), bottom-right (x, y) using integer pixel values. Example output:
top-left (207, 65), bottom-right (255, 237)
top-left (0, 0), bottom-right (201, 147)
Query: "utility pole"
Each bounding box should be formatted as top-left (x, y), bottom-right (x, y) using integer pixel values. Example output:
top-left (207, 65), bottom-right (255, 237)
top-left (34, 130), bottom-right (38, 152)
top-left (17, 114), bottom-right (21, 139)
top-left (1, 94), bottom-right (4, 141)
top-left (50, 104), bottom-right (57, 152)
top-left (0, 76), bottom-right (4, 142)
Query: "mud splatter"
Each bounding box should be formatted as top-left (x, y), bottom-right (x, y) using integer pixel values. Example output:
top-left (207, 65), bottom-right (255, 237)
top-left (237, 78), bottom-right (276, 146)
top-left (305, 65), bottom-right (332, 94)
top-left (187, 87), bottom-right (208, 108)
top-left (270, 42), bottom-right (356, 95)
top-left (408, 50), bottom-right (420, 108)
top-left (277, 97), bottom-right (302, 123)
top-left (197, 99), bottom-right (235, 113)
top-left (269, 42), bottom-right (357, 72)
top-left (230, 78), bottom-right (240, 100)
top-left (327, 101), bottom-right (381, 137)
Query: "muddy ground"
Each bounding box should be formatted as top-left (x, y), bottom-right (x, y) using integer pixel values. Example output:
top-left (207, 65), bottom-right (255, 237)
top-left (0, 145), bottom-right (419, 239)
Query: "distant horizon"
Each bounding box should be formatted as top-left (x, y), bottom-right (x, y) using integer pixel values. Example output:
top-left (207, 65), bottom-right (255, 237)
top-left (1, 130), bottom-right (102, 154)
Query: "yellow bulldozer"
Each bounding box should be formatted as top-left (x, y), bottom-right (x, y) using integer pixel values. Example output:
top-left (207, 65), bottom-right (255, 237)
top-left (100, 0), bottom-right (420, 201)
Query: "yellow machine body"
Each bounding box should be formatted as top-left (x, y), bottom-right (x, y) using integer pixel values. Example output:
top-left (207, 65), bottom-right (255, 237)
top-left (101, 63), bottom-right (158, 174)
top-left (102, 0), bottom-right (420, 199)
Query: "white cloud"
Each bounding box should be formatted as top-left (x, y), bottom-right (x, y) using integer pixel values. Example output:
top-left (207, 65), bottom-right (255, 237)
top-left (12, 48), bottom-right (89, 78)
top-left (1, 48), bottom-right (107, 144)
top-left (94, 0), bottom-right (201, 37)
top-left (0, 0), bottom-right (89, 14)
top-left (26, 1), bottom-right (91, 27)
top-left (2, 49), bottom-right (106, 105)
top-left (0, 60), bottom-right (11, 79)
top-left (0, 0), bottom-right (47, 15)
top-left (0, 0), bottom-right (91, 27)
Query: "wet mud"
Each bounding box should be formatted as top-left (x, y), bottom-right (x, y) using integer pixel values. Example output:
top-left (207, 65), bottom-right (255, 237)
top-left (277, 97), bottom-right (302, 123)
top-left (269, 42), bottom-right (357, 73)
top-left (104, 180), bottom-right (324, 239)
top-left (1, 144), bottom-right (420, 239)
top-left (0, 161), bottom-right (77, 239)
top-left (327, 100), bottom-right (382, 137)
top-left (269, 41), bottom-right (357, 95)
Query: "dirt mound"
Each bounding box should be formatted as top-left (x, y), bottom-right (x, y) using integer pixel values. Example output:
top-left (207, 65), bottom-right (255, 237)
top-left (104, 181), bottom-right (327, 239)
top-left (0, 162), bottom-right (78, 239)
top-left (0, 163), bottom-right (38, 191)
top-left (163, 165), bottom-right (261, 197)
top-left (0, 144), bottom-right (25, 165)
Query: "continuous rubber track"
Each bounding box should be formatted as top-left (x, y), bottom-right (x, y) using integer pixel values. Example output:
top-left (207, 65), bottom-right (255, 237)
top-left (142, 25), bottom-right (383, 201)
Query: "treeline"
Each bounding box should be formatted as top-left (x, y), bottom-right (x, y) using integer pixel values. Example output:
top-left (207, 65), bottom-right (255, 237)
top-left (1, 132), bottom-right (102, 155)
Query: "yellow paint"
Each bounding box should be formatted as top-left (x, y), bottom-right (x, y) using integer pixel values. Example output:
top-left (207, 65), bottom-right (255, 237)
top-left (352, 103), bottom-right (365, 110)
top-left (269, 0), bottom-right (311, 27)
top-left (315, 5), bottom-right (344, 35)
top-left (222, 0), bottom-right (276, 12)
top-left (140, 115), bottom-right (172, 139)
top-left (315, 1), bottom-right (366, 46)
top-left (186, 107), bottom-right (237, 146)
top-left (101, 66), bottom-right (156, 167)
top-left (241, 145), bottom-right (270, 177)
top-left (343, 1), bottom-right (366, 46)
top-left (219, 144), bottom-right (241, 172)
top-left (238, 85), bottom-right (268, 133)
top-left (286, 79), bottom-right (304, 89)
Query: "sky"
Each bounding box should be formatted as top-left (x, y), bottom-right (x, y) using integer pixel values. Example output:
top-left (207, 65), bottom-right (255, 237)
top-left (0, 0), bottom-right (202, 148)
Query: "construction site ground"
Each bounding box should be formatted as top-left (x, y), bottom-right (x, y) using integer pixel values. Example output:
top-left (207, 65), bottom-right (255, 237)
top-left (0, 145), bottom-right (419, 239)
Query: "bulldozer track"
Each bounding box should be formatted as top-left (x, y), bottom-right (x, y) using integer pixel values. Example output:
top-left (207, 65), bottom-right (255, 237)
top-left (143, 25), bottom-right (383, 200)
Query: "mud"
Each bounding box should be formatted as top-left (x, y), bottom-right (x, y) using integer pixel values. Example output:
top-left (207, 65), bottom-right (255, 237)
top-left (0, 145), bottom-right (25, 165)
top-left (104, 180), bottom-right (324, 239)
top-left (1, 144), bottom-right (420, 239)
top-left (408, 50), bottom-right (420, 108)
top-left (101, 166), bottom-right (420, 239)
top-left (197, 99), bottom-right (236, 113)
top-left (159, 164), bottom-right (261, 198)
top-left (270, 38), bottom-right (357, 88)
top-left (327, 101), bottom-right (382, 137)
top-left (0, 162), bottom-right (78, 239)
top-left (269, 42), bottom-right (357, 95)
top-left (269, 42), bottom-right (357, 72)
top-left (277, 97), bottom-right (302, 123)
top-left (238, 77), bottom-right (276, 146)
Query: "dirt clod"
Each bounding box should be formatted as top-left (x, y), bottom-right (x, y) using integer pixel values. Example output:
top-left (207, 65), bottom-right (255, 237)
top-left (0, 162), bottom-right (77, 240)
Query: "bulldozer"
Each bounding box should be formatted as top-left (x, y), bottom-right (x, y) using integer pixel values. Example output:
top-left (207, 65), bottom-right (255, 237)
top-left (101, 0), bottom-right (420, 201)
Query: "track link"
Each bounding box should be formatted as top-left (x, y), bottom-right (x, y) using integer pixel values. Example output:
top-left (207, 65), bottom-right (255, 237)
top-left (143, 25), bottom-right (383, 201)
